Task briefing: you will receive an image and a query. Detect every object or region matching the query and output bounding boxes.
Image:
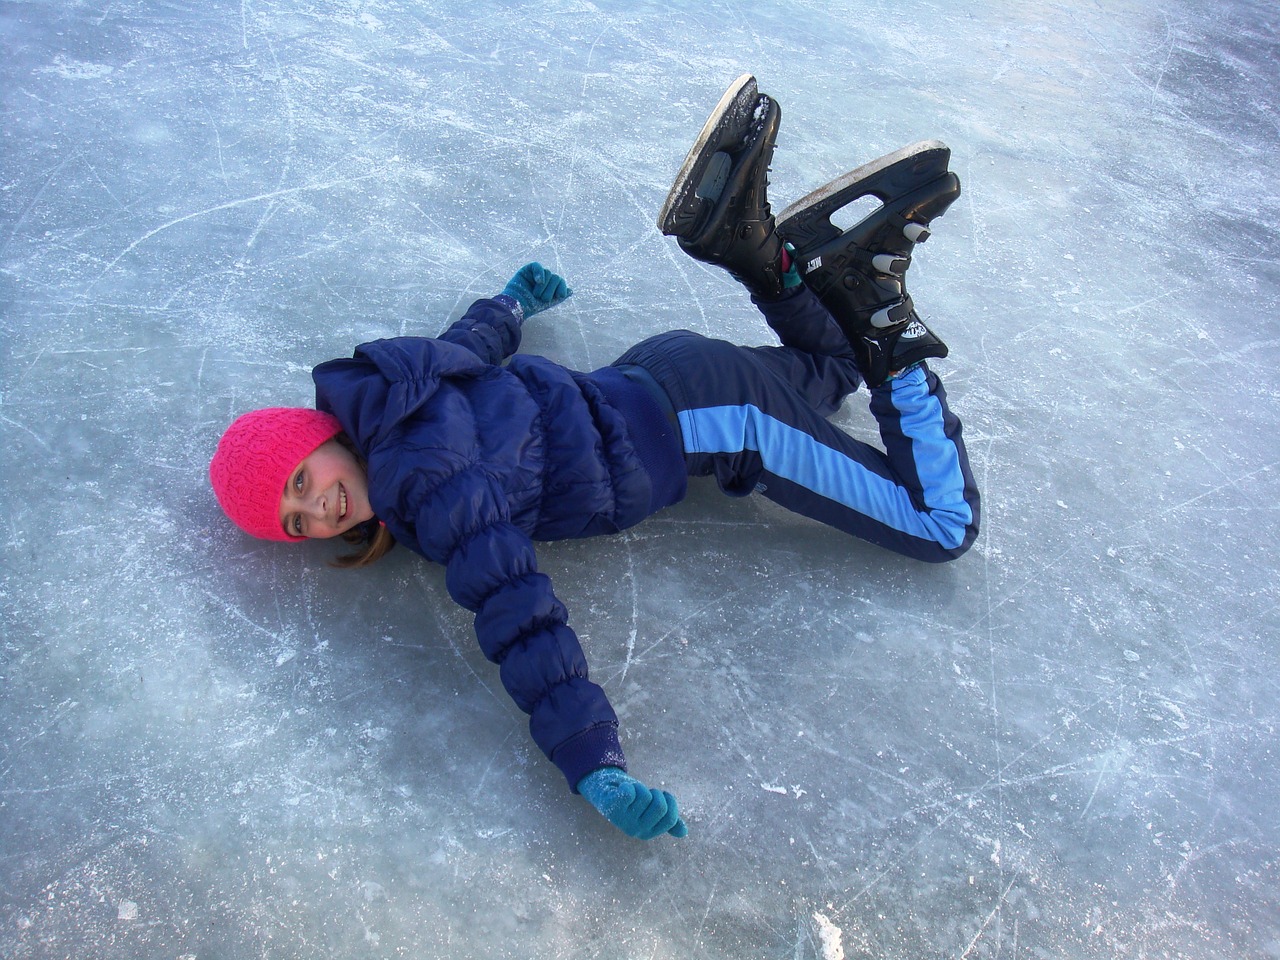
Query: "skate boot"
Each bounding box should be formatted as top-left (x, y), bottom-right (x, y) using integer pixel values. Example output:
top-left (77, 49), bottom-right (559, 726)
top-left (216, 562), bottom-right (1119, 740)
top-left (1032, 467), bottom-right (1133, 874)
top-left (657, 74), bottom-right (787, 300)
top-left (777, 140), bottom-right (961, 387)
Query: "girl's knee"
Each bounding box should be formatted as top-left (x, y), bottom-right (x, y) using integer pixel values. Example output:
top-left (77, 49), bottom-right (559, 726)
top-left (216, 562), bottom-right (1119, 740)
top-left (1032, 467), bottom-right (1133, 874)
top-left (930, 522), bottom-right (980, 563)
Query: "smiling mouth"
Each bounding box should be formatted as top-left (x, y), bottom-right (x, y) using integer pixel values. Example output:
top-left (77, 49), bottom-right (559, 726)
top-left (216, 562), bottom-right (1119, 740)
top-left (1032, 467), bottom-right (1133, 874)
top-left (338, 484), bottom-right (348, 522)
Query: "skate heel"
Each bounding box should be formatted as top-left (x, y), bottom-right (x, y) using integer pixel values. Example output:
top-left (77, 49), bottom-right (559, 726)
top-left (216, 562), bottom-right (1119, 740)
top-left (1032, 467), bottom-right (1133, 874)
top-left (776, 140), bottom-right (959, 256)
top-left (776, 141), bottom-right (962, 387)
top-left (783, 167), bottom-right (959, 329)
top-left (657, 74), bottom-right (762, 239)
top-left (658, 75), bottom-right (787, 299)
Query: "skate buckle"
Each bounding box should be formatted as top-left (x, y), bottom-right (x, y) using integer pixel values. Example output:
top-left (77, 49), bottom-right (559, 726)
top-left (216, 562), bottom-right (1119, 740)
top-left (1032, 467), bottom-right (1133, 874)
top-left (903, 222), bottom-right (930, 243)
top-left (872, 253), bottom-right (909, 275)
top-left (871, 300), bottom-right (913, 328)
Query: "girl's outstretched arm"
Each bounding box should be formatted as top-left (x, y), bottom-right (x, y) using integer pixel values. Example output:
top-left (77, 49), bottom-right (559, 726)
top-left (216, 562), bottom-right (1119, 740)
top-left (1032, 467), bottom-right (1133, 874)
top-left (437, 263), bottom-right (572, 365)
top-left (437, 297), bottom-right (524, 365)
top-left (416, 467), bottom-right (629, 795)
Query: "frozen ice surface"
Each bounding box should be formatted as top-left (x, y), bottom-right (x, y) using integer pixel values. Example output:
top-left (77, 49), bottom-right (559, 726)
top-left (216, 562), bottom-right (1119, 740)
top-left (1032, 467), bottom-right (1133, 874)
top-left (2, 1), bottom-right (1278, 958)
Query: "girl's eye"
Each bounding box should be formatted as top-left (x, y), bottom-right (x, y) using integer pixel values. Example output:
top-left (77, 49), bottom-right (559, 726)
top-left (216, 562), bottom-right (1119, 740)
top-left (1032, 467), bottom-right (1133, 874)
top-left (292, 515), bottom-right (303, 536)
top-left (294, 470), bottom-right (304, 492)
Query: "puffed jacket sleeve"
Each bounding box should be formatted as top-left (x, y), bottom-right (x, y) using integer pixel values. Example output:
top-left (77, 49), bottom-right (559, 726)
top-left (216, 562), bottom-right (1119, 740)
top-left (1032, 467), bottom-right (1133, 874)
top-left (436, 297), bottom-right (523, 365)
top-left (414, 466), bottom-right (628, 791)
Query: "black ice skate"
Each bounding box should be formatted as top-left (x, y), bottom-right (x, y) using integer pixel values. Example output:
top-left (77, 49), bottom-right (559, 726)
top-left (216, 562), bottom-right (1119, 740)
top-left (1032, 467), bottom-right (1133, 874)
top-left (657, 74), bottom-right (787, 300)
top-left (777, 140), bottom-right (961, 387)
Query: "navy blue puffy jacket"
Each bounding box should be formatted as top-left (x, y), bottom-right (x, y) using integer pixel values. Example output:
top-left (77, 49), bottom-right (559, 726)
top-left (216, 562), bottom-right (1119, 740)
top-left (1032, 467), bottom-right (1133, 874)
top-left (312, 297), bottom-right (667, 790)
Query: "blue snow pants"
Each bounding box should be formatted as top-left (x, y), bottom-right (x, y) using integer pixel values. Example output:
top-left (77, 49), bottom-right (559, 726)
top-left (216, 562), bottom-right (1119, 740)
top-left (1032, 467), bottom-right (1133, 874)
top-left (614, 286), bottom-right (980, 563)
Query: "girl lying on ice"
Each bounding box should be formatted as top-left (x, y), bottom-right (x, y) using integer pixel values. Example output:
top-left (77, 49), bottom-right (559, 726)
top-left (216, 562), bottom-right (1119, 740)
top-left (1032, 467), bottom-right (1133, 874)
top-left (209, 75), bottom-right (979, 841)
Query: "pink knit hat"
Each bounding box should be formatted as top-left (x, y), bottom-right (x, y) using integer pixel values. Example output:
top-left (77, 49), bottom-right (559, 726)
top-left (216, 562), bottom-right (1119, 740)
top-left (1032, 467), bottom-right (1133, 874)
top-left (209, 407), bottom-right (343, 542)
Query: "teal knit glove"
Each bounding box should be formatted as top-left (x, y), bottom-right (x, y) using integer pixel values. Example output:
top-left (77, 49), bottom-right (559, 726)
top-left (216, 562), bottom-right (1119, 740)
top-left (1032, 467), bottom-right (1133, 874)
top-left (502, 262), bottom-right (572, 319)
top-left (782, 242), bottom-right (802, 291)
top-left (577, 767), bottom-right (688, 840)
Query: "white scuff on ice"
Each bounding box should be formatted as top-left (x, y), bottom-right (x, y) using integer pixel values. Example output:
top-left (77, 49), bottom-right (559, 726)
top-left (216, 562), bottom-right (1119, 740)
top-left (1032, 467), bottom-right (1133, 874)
top-left (761, 781), bottom-right (807, 797)
top-left (813, 911), bottom-right (845, 960)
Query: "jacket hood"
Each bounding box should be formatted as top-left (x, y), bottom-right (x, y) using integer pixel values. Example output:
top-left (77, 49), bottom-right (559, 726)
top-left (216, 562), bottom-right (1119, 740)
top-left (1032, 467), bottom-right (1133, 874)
top-left (313, 336), bottom-right (489, 451)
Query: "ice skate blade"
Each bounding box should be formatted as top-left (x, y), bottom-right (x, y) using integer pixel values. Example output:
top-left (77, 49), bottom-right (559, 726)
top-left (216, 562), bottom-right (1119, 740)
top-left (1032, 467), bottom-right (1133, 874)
top-left (657, 73), bottom-right (759, 237)
top-left (776, 140), bottom-right (956, 252)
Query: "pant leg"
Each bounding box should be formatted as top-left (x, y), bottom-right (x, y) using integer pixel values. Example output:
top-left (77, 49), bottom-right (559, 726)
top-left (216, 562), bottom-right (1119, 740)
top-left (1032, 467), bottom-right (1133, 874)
top-left (617, 331), bottom-right (980, 563)
top-left (730, 286), bottom-right (865, 417)
top-left (866, 365), bottom-right (981, 560)
top-left (752, 286), bottom-right (857, 361)
top-left (741, 344), bottom-right (862, 419)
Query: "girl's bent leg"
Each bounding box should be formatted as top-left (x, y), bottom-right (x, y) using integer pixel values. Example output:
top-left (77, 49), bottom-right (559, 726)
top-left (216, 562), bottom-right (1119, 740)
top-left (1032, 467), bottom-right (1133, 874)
top-left (620, 331), bottom-right (979, 562)
top-left (679, 360), bottom-right (979, 563)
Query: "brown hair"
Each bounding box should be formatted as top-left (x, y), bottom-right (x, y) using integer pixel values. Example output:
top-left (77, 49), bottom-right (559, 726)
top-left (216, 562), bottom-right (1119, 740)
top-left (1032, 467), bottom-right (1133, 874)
top-left (329, 432), bottom-right (398, 568)
top-left (333, 521), bottom-right (397, 568)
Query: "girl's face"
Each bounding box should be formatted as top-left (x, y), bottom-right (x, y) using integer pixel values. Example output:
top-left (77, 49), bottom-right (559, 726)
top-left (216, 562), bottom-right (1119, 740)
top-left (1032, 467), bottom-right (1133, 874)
top-left (278, 439), bottom-right (374, 539)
